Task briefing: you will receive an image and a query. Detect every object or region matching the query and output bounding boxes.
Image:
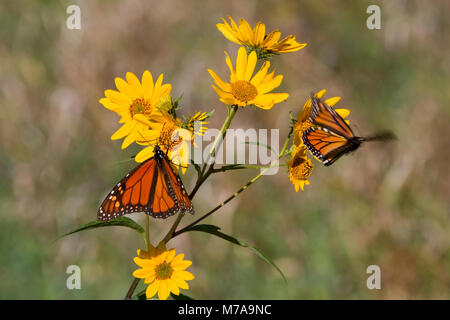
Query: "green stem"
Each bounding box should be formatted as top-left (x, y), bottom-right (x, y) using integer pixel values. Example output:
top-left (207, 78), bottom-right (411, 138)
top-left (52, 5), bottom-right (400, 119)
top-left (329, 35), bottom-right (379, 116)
top-left (161, 213), bottom-right (184, 244)
top-left (173, 128), bottom-right (293, 238)
top-left (145, 215), bottom-right (150, 250)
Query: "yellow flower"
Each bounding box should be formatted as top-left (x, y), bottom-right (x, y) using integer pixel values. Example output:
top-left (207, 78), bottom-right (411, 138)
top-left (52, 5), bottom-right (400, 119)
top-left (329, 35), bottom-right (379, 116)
top-left (183, 111), bottom-right (210, 137)
top-left (133, 244), bottom-right (194, 300)
top-left (208, 47), bottom-right (289, 109)
top-left (217, 16), bottom-right (306, 58)
top-left (134, 112), bottom-right (193, 174)
top-left (289, 145), bottom-right (313, 192)
top-left (99, 70), bottom-right (171, 149)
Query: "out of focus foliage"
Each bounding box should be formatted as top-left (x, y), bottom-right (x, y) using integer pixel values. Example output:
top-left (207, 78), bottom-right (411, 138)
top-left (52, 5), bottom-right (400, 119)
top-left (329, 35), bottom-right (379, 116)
top-left (0, 0), bottom-right (449, 299)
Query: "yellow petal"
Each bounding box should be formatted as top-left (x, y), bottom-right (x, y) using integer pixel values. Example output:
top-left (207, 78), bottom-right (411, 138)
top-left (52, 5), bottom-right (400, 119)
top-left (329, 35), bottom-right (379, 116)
top-left (99, 98), bottom-right (122, 112)
top-left (170, 276), bottom-right (189, 290)
top-left (212, 85), bottom-right (235, 105)
top-left (167, 279), bottom-right (180, 296)
top-left (126, 72), bottom-right (143, 97)
top-left (146, 280), bottom-right (160, 299)
top-left (111, 121), bottom-right (136, 140)
top-left (238, 19), bottom-right (254, 44)
top-left (142, 70), bottom-right (154, 99)
top-left (235, 46), bottom-right (247, 80)
top-left (208, 69), bottom-right (231, 92)
top-left (105, 89), bottom-right (132, 106)
top-left (250, 61), bottom-right (270, 87)
top-left (115, 77), bottom-right (134, 98)
top-left (135, 146), bottom-right (155, 163)
top-left (314, 89), bottom-right (327, 99)
top-left (172, 260), bottom-right (192, 271)
top-left (244, 50), bottom-right (257, 81)
top-left (132, 268), bottom-right (155, 279)
top-left (217, 22), bottom-right (241, 44)
top-left (253, 22), bottom-right (266, 44)
top-left (257, 75), bottom-right (283, 94)
top-left (158, 280), bottom-right (170, 300)
top-left (335, 108), bottom-right (350, 118)
top-left (324, 96), bottom-right (341, 107)
top-left (174, 270), bottom-right (195, 281)
top-left (121, 129), bottom-right (138, 149)
top-left (165, 249), bottom-right (176, 263)
top-left (224, 51), bottom-right (236, 82)
top-left (262, 30), bottom-right (281, 48)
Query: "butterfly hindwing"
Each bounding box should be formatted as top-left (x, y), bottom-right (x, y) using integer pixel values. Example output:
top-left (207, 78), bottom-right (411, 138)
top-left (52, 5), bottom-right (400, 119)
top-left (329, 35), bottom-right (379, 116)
top-left (98, 159), bottom-right (156, 221)
top-left (98, 145), bottom-right (194, 221)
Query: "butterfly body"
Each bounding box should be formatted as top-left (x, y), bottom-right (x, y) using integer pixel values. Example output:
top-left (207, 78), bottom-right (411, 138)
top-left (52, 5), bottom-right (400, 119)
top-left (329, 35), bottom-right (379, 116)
top-left (98, 145), bottom-right (194, 221)
top-left (302, 96), bottom-right (394, 166)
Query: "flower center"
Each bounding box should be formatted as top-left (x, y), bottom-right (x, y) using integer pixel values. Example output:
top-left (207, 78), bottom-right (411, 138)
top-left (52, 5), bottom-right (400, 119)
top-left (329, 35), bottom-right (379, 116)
top-left (291, 157), bottom-right (313, 180)
top-left (231, 80), bottom-right (257, 103)
top-left (129, 98), bottom-right (153, 118)
top-left (155, 262), bottom-right (174, 280)
top-left (157, 123), bottom-right (182, 152)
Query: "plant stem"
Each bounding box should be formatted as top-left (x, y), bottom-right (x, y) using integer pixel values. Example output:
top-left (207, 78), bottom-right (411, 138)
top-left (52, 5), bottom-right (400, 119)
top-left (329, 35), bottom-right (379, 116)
top-left (125, 278), bottom-right (140, 299)
top-left (172, 128), bottom-right (293, 238)
top-left (161, 213), bottom-right (184, 244)
top-left (145, 215), bottom-right (150, 250)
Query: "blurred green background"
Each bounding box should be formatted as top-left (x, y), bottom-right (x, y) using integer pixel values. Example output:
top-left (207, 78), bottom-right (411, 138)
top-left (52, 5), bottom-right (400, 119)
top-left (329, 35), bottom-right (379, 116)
top-left (1, 0), bottom-right (449, 299)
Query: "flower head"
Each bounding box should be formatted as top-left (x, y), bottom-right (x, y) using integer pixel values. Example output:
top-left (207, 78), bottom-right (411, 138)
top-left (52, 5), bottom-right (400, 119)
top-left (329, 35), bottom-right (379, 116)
top-left (99, 71), bottom-right (171, 149)
top-left (133, 244), bottom-right (194, 300)
top-left (289, 145), bottom-right (313, 192)
top-left (208, 47), bottom-right (289, 110)
top-left (217, 16), bottom-right (306, 59)
top-left (134, 111), bottom-right (194, 174)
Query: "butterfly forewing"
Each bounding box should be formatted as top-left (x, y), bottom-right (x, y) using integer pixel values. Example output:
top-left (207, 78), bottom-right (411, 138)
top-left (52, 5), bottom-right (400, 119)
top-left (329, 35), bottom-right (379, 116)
top-left (310, 97), bottom-right (354, 138)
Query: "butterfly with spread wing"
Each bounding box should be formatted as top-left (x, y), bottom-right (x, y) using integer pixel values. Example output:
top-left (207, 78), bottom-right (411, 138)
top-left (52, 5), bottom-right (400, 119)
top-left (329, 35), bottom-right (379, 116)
top-left (98, 145), bottom-right (194, 221)
top-left (302, 96), bottom-right (395, 166)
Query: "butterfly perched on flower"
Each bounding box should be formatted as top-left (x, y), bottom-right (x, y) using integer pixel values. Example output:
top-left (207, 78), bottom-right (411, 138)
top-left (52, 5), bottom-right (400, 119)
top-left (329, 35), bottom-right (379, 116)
top-left (98, 145), bottom-right (194, 221)
top-left (302, 96), bottom-right (395, 166)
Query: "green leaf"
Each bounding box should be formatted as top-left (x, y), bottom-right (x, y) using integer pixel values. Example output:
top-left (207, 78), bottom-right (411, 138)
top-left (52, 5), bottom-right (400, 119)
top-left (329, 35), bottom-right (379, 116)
top-left (171, 292), bottom-right (195, 300)
top-left (58, 217), bottom-right (144, 240)
top-left (202, 109), bottom-right (215, 120)
top-left (183, 224), bottom-right (287, 284)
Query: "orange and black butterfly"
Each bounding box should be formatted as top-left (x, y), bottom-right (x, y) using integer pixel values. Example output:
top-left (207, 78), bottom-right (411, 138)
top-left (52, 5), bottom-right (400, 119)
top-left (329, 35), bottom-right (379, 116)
top-left (98, 145), bottom-right (194, 221)
top-left (302, 96), bottom-right (395, 166)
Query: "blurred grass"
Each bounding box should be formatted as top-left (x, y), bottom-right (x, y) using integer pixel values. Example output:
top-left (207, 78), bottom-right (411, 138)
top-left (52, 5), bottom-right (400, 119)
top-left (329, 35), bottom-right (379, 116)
top-left (0, 0), bottom-right (449, 299)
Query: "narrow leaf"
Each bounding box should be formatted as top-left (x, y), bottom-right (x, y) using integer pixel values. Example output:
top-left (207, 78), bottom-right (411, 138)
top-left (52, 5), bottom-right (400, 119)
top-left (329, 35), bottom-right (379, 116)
top-left (183, 224), bottom-right (287, 284)
top-left (58, 217), bottom-right (144, 240)
top-left (171, 292), bottom-right (195, 300)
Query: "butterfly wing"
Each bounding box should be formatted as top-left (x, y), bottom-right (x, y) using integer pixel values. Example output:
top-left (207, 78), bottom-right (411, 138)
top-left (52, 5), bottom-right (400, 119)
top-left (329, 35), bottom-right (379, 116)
top-left (303, 127), bottom-right (353, 166)
top-left (160, 155), bottom-right (194, 215)
top-left (98, 146), bottom-right (194, 221)
top-left (98, 158), bottom-right (158, 221)
top-left (145, 162), bottom-right (179, 219)
top-left (310, 96), bottom-right (354, 139)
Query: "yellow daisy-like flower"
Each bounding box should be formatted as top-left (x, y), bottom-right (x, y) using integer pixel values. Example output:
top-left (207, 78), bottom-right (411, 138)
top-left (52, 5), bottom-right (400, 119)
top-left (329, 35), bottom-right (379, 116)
top-left (208, 46), bottom-right (289, 109)
top-left (99, 70), bottom-right (171, 149)
top-left (289, 145), bottom-right (313, 192)
top-left (183, 111), bottom-right (210, 137)
top-left (135, 112), bottom-right (193, 174)
top-left (217, 16), bottom-right (306, 58)
top-left (133, 244), bottom-right (194, 300)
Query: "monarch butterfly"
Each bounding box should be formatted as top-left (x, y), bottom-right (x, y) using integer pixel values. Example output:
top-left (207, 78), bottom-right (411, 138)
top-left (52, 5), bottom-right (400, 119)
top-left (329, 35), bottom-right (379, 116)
top-left (302, 96), bottom-right (395, 166)
top-left (98, 145), bottom-right (194, 221)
